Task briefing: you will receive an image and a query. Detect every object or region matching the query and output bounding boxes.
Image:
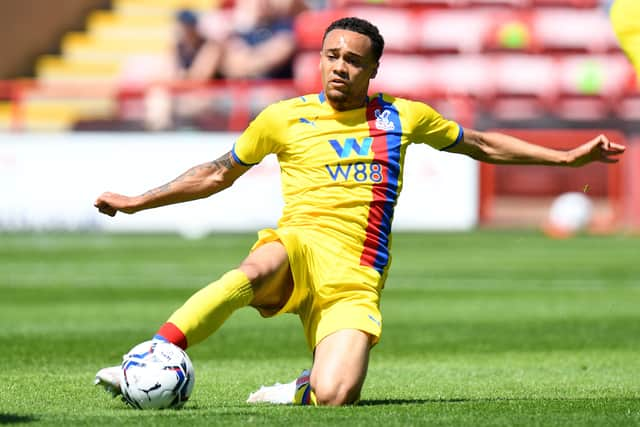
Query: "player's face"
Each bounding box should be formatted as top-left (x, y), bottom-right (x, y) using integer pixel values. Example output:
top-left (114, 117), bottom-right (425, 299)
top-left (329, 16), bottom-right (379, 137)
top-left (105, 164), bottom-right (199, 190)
top-left (320, 29), bottom-right (378, 111)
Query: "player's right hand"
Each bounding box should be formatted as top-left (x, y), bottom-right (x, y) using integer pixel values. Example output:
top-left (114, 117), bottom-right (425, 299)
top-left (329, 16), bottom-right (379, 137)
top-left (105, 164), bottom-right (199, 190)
top-left (94, 192), bottom-right (137, 217)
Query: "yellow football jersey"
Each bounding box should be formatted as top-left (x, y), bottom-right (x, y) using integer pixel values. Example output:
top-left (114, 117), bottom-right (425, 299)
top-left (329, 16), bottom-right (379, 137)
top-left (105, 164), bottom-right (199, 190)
top-left (233, 92), bottom-right (462, 275)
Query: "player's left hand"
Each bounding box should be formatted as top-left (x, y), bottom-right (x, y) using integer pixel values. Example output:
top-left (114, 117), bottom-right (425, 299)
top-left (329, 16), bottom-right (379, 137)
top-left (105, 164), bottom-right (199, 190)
top-left (568, 134), bottom-right (626, 167)
top-left (94, 192), bottom-right (138, 217)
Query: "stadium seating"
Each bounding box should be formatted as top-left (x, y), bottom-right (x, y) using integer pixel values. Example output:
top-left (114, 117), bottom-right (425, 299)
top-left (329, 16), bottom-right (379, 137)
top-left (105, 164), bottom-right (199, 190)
top-left (531, 8), bottom-right (619, 53)
top-left (614, 73), bottom-right (640, 121)
top-left (0, 102), bottom-right (11, 131)
top-left (347, 7), bottom-right (419, 52)
top-left (329, 0), bottom-right (599, 6)
top-left (293, 51), bottom-right (322, 95)
top-left (417, 9), bottom-right (493, 53)
top-left (482, 10), bottom-right (535, 53)
top-left (293, 2), bottom-right (634, 127)
top-left (554, 54), bottom-right (630, 120)
top-left (530, 0), bottom-right (598, 7)
top-left (369, 54), bottom-right (432, 97)
top-left (429, 55), bottom-right (494, 99)
top-left (294, 9), bottom-right (345, 50)
top-left (22, 0), bottom-right (220, 130)
top-left (3, 0), bottom-right (635, 131)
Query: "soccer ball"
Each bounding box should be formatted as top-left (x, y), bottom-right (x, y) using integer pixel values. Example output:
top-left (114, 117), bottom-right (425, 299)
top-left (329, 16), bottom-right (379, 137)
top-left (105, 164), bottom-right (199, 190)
top-left (120, 340), bottom-right (195, 409)
top-left (545, 192), bottom-right (593, 238)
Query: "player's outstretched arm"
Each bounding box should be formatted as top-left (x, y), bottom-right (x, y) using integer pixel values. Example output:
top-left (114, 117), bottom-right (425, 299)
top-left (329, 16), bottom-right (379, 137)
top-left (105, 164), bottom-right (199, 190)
top-left (94, 151), bottom-right (250, 217)
top-left (447, 129), bottom-right (626, 167)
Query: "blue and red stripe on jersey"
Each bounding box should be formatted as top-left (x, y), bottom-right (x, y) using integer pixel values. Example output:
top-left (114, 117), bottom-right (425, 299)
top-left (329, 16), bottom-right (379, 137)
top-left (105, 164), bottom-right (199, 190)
top-left (359, 95), bottom-right (402, 275)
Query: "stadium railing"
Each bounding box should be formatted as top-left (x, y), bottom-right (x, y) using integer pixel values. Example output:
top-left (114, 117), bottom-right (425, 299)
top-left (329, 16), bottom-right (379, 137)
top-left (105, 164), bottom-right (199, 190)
top-left (0, 79), bottom-right (297, 132)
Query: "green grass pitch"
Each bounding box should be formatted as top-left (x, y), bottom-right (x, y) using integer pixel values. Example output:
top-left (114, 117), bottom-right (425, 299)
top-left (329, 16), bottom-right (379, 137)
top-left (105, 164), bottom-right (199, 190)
top-left (1, 230), bottom-right (639, 426)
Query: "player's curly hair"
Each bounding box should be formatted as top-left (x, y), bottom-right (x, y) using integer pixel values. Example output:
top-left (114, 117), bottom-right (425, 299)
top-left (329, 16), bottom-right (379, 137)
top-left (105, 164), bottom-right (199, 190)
top-left (322, 17), bottom-right (385, 62)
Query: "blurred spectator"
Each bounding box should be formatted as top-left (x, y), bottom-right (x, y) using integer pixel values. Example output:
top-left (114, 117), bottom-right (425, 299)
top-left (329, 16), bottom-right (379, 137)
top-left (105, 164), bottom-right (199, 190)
top-left (175, 10), bottom-right (204, 74)
top-left (180, 0), bottom-right (306, 81)
top-left (148, 0), bottom-right (307, 130)
top-left (218, 0), bottom-right (305, 79)
top-left (174, 9), bottom-right (223, 81)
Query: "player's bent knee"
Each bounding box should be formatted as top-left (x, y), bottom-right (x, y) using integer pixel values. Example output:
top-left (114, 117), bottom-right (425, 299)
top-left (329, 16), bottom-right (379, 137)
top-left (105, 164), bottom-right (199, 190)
top-left (312, 378), bottom-right (362, 406)
top-left (238, 242), bottom-right (289, 284)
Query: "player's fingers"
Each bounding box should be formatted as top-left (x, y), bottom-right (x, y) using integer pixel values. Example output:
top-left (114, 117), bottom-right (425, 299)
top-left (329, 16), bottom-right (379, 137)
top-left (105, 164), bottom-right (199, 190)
top-left (600, 155), bottom-right (619, 163)
top-left (603, 142), bottom-right (626, 153)
top-left (597, 137), bottom-right (625, 150)
top-left (95, 201), bottom-right (117, 216)
top-left (94, 198), bottom-right (110, 209)
top-left (600, 146), bottom-right (625, 158)
top-left (99, 206), bottom-right (117, 217)
top-left (590, 134), bottom-right (609, 148)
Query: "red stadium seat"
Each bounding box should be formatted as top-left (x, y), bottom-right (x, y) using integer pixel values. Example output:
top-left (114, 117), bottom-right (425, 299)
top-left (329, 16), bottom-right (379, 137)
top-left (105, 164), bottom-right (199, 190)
top-left (530, 0), bottom-right (598, 7)
top-left (493, 54), bottom-right (556, 97)
top-left (482, 10), bottom-right (536, 53)
top-left (615, 69), bottom-right (640, 121)
top-left (330, 0), bottom-right (453, 6)
top-left (556, 54), bottom-right (629, 98)
top-left (295, 7), bottom-right (418, 52)
top-left (532, 8), bottom-right (619, 53)
top-left (347, 7), bottom-right (418, 52)
top-left (554, 54), bottom-right (631, 120)
top-left (294, 9), bottom-right (346, 50)
top-left (293, 51), bottom-right (322, 95)
top-left (430, 54), bottom-right (494, 99)
top-left (417, 9), bottom-right (493, 53)
top-left (329, 0), bottom-right (399, 6)
top-left (489, 54), bottom-right (557, 120)
top-left (467, 0), bottom-right (529, 7)
top-left (369, 54), bottom-right (432, 99)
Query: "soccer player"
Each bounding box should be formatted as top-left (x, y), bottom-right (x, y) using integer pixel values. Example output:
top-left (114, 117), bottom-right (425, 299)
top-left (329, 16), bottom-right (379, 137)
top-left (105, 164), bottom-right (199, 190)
top-left (94, 17), bottom-right (625, 406)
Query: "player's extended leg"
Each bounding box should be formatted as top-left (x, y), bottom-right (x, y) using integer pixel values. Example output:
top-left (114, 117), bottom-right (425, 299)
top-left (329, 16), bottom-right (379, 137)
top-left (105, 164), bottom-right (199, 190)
top-left (156, 241), bottom-right (292, 348)
top-left (310, 329), bottom-right (371, 405)
top-left (96, 241), bottom-right (292, 394)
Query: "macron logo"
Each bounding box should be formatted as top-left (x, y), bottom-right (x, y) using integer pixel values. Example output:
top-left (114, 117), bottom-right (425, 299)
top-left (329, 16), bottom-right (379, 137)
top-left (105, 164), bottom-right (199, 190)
top-left (329, 137), bottom-right (373, 158)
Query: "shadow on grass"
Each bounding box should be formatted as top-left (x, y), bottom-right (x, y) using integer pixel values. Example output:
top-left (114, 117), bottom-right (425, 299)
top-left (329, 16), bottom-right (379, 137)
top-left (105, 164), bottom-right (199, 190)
top-left (0, 414), bottom-right (38, 424)
top-left (360, 398), bottom-right (467, 406)
top-left (360, 397), bottom-right (579, 406)
top-left (360, 397), bottom-right (640, 406)
top-left (360, 397), bottom-right (548, 406)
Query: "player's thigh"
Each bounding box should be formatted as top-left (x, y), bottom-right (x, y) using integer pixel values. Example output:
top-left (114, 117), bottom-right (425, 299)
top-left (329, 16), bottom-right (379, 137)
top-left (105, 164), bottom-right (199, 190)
top-left (311, 328), bottom-right (371, 406)
top-left (238, 241), bottom-right (292, 309)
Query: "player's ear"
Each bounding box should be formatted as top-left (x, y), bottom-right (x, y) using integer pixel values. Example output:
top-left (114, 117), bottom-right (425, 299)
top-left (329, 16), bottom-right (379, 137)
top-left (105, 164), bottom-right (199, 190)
top-left (370, 62), bottom-right (379, 79)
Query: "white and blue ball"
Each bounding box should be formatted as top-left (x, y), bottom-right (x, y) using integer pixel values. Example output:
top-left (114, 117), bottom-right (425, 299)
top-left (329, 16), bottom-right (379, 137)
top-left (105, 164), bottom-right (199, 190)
top-left (120, 340), bottom-right (195, 409)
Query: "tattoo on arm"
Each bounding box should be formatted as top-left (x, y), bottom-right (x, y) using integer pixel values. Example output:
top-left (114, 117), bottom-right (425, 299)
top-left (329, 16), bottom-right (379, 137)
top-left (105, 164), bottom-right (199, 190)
top-left (210, 152), bottom-right (234, 170)
top-left (143, 152), bottom-right (235, 197)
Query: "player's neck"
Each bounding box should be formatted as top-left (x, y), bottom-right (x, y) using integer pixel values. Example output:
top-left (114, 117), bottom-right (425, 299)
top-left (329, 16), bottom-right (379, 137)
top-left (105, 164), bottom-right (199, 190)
top-left (327, 94), bottom-right (368, 112)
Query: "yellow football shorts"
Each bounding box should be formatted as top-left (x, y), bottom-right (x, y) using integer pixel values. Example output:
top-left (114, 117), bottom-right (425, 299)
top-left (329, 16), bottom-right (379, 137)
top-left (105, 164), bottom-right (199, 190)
top-left (251, 227), bottom-right (385, 350)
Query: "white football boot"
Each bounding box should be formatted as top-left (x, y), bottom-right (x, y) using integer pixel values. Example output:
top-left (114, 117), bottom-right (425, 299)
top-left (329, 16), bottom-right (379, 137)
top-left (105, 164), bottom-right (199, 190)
top-left (94, 365), bottom-right (122, 397)
top-left (246, 369), bottom-right (312, 405)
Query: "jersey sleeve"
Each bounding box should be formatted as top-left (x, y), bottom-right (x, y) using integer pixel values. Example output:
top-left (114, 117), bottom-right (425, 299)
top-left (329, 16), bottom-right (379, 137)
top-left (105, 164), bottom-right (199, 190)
top-left (407, 100), bottom-right (464, 151)
top-left (232, 103), bottom-right (284, 165)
